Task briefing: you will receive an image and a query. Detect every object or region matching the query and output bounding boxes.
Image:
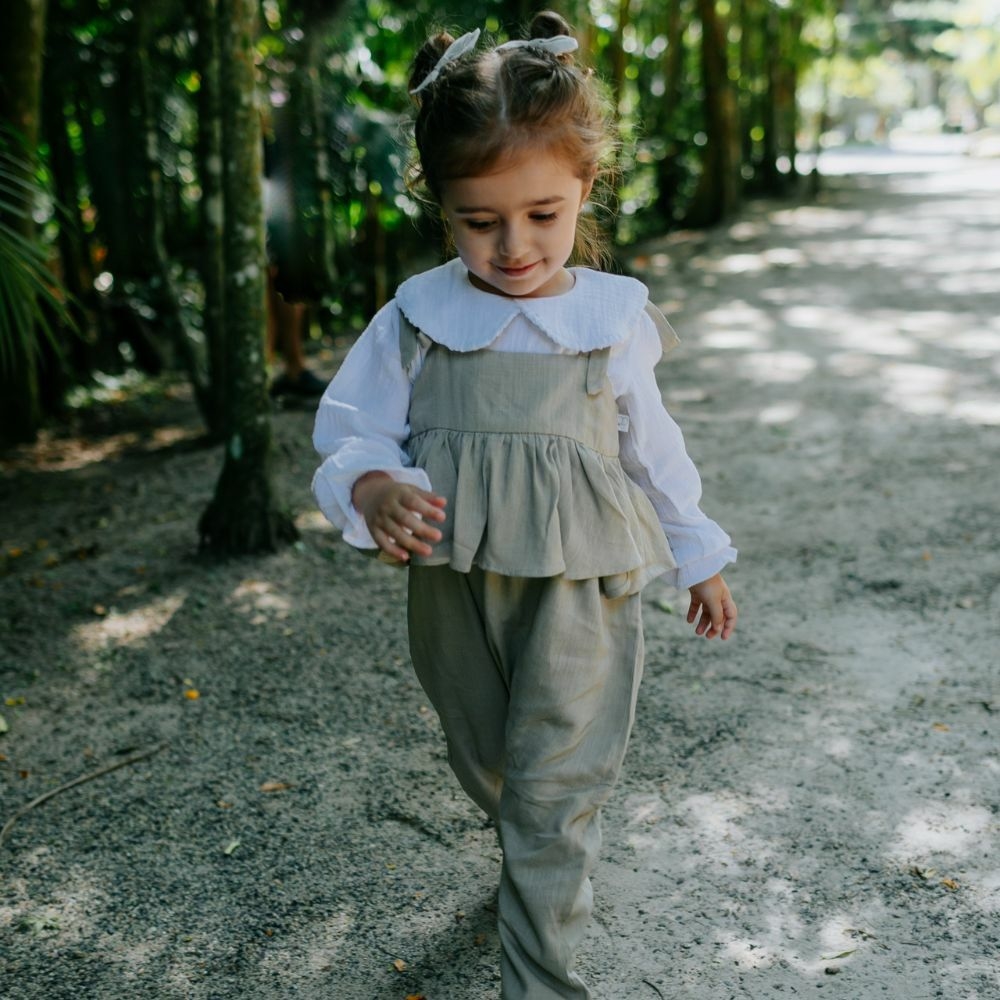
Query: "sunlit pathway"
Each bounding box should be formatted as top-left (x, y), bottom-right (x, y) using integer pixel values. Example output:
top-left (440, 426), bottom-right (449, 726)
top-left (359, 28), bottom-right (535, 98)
top-left (585, 145), bottom-right (1000, 999)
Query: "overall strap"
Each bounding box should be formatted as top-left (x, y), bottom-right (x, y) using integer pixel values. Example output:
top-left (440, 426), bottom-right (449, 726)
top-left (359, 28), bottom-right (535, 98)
top-left (397, 308), bottom-right (432, 377)
top-left (644, 301), bottom-right (681, 355)
top-left (586, 347), bottom-right (611, 395)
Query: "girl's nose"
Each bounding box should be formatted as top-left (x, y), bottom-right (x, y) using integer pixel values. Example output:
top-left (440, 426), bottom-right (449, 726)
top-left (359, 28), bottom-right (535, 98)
top-left (498, 223), bottom-right (528, 261)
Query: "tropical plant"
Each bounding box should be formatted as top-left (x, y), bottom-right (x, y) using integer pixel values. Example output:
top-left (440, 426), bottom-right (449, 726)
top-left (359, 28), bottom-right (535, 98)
top-left (0, 132), bottom-right (75, 388)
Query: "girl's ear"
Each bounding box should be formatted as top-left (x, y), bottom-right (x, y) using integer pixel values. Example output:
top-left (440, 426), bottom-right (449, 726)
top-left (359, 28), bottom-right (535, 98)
top-left (579, 168), bottom-right (597, 206)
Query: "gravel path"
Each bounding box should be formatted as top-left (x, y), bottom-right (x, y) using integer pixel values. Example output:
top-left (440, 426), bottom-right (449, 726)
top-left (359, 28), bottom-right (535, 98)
top-left (2, 145), bottom-right (998, 999)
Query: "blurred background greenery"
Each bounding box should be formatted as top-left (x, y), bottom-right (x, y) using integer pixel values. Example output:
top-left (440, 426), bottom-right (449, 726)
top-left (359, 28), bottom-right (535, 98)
top-left (1, 0), bottom-right (997, 546)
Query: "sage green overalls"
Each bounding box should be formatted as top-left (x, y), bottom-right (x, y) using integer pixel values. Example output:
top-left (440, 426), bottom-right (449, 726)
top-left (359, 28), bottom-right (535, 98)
top-left (400, 315), bottom-right (675, 999)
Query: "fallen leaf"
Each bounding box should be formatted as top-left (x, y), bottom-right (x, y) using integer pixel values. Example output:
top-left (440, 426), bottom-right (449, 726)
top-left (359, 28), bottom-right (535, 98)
top-left (4, 697), bottom-right (24, 707)
top-left (0, 714), bottom-right (7, 734)
top-left (7, 547), bottom-right (24, 559)
top-left (216, 800), bottom-right (234, 809)
top-left (222, 839), bottom-right (241, 856)
top-left (406, 995), bottom-right (427, 1000)
top-left (940, 878), bottom-right (959, 891)
top-left (655, 598), bottom-right (674, 614)
top-left (393, 958), bottom-right (407, 973)
top-left (932, 722), bottom-right (950, 732)
top-left (93, 604), bottom-right (107, 617)
top-left (474, 933), bottom-right (487, 946)
top-left (259, 781), bottom-right (293, 793)
top-left (820, 949), bottom-right (856, 960)
top-left (184, 689), bottom-right (201, 701)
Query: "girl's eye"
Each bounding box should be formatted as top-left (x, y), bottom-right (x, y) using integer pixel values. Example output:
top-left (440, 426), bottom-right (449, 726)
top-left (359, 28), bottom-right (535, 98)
top-left (465, 219), bottom-right (496, 231)
top-left (531, 213), bottom-right (558, 223)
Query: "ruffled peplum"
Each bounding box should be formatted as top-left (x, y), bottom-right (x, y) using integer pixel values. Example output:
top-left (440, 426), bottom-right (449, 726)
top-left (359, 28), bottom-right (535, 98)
top-left (404, 343), bottom-right (675, 598)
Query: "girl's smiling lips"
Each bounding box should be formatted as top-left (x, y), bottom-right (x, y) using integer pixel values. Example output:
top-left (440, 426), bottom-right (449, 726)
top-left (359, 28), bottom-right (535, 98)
top-left (496, 261), bottom-right (540, 277)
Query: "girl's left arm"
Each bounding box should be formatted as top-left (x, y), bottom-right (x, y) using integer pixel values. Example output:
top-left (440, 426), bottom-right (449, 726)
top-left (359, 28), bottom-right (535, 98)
top-left (611, 313), bottom-right (738, 591)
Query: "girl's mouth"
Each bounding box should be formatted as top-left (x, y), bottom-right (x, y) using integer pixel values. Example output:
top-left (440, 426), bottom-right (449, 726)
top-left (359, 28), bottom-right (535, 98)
top-left (496, 261), bottom-right (539, 278)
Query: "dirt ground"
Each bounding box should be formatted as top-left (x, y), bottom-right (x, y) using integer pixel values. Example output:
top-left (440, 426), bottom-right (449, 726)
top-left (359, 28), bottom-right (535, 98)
top-left (2, 144), bottom-right (999, 1000)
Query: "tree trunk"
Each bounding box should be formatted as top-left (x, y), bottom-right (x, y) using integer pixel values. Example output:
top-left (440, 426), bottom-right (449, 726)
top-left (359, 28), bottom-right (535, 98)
top-left (198, 0), bottom-right (297, 554)
top-left (134, 4), bottom-right (210, 416)
top-left (685, 0), bottom-right (741, 227)
top-left (759, 5), bottom-right (781, 193)
top-left (778, 10), bottom-right (804, 186)
top-left (653, 0), bottom-right (686, 222)
top-left (609, 0), bottom-right (633, 115)
top-left (0, 0), bottom-right (48, 446)
top-left (195, 0), bottom-right (228, 438)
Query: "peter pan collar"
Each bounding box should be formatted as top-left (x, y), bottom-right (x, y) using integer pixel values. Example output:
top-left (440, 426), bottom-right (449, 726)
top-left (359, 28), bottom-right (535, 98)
top-left (395, 257), bottom-right (652, 352)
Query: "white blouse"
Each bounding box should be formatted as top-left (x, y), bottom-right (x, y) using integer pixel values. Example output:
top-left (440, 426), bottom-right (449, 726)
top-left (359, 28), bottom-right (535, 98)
top-left (312, 259), bottom-right (736, 589)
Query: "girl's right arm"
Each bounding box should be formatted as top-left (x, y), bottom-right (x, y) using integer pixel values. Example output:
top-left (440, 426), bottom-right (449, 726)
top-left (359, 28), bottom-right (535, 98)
top-left (311, 302), bottom-right (444, 555)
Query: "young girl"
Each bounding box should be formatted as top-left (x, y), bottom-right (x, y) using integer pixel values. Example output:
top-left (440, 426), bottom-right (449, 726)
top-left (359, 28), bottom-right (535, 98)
top-left (313, 12), bottom-right (737, 997)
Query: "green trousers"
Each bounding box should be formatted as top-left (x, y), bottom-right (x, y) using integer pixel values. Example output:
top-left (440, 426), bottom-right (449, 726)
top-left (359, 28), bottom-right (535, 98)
top-left (408, 565), bottom-right (645, 999)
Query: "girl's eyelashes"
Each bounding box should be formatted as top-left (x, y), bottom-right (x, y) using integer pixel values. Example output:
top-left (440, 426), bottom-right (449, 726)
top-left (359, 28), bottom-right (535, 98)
top-left (462, 213), bottom-right (559, 231)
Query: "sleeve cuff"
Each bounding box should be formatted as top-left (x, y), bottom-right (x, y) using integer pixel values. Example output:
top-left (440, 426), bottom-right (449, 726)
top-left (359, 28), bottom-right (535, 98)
top-left (665, 547), bottom-right (738, 590)
top-left (313, 466), bottom-right (433, 549)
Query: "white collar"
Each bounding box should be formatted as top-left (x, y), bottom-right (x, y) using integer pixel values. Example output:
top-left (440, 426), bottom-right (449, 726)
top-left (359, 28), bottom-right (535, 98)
top-left (395, 257), bottom-right (651, 352)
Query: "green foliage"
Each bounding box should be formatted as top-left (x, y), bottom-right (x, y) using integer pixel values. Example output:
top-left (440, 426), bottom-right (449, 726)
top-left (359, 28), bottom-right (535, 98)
top-left (7, 0), bottom-right (994, 425)
top-left (0, 131), bottom-right (75, 378)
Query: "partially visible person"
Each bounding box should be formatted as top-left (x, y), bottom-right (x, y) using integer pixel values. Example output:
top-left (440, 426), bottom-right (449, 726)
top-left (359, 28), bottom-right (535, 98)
top-left (266, 263), bottom-right (325, 397)
top-left (264, 101), bottom-right (326, 399)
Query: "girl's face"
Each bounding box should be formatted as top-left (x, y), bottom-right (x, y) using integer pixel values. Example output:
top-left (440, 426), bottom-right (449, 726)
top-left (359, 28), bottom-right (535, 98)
top-left (440, 151), bottom-right (592, 298)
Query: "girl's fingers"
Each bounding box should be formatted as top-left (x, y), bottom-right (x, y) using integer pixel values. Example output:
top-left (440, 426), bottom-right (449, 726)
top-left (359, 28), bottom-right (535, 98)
top-left (372, 527), bottom-right (411, 562)
top-left (399, 490), bottom-right (447, 523)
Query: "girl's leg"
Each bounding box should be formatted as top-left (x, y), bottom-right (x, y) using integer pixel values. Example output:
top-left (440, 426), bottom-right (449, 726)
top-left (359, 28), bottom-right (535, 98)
top-left (408, 566), bottom-right (643, 999)
top-left (479, 572), bottom-right (644, 1000)
top-left (407, 565), bottom-right (509, 821)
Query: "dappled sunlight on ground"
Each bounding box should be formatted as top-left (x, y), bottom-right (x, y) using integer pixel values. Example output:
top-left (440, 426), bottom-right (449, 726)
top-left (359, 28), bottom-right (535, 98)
top-left (71, 592), bottom-right (187, 653)
top-left (293, 508), bottom-right (334, 533)
top-left (0, 863), bottom-right (112, 947)
top-left (889, 799), bottom-right (994, 860)
top-left (0, 425), bottom-right (201, 473)
top-left (229, 578), bottom-right (292, 624)
top-left (640, 153), bottom-right (1000, 433)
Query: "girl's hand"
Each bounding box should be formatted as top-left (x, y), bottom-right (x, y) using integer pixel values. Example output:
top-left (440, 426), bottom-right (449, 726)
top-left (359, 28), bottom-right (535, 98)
top-left (686, 573), bottom-right (737, 640)
top-left (351, 471), bottom-right (447, 562)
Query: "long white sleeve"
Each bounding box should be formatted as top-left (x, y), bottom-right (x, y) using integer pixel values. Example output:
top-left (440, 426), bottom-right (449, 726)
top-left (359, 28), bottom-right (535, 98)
top-left (610, 314), bottom-right (737, 589)
top-left (311, 303), bottom-right (430, 549)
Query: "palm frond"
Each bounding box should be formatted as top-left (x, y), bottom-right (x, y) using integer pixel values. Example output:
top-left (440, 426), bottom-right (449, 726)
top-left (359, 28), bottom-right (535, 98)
top-left (0, 128), bottom-right (77, 377)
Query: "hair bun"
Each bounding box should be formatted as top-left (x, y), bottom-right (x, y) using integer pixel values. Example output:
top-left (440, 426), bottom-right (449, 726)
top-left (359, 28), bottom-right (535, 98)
top-left (529, 10), bottom-right (573, 41)
top-left (409, 32), bottom-right (455, 99)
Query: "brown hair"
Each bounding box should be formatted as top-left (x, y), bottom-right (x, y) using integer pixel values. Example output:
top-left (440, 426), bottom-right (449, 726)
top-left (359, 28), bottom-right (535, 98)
top-left (408, 11), bottom-right (617, 267)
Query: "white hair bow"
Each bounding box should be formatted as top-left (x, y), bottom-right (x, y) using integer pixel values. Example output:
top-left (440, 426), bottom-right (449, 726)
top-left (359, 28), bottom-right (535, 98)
top-left (409, 28), bottom-right (481, 95)
top-left (495, 36), bottom-right (579, 56)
